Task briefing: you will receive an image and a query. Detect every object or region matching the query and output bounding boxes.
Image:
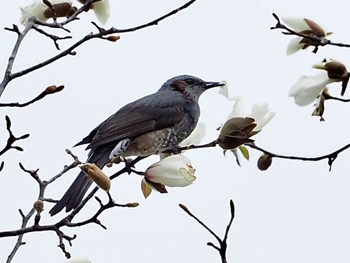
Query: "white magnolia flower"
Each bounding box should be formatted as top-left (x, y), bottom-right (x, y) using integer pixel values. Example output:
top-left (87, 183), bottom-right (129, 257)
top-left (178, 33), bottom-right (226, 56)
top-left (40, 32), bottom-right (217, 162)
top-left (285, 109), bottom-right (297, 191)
top-left (289, 60), bottom-right (349, 106)
top-left (20, 0), bottom-right (73, 25)
top-left (179, 122), bottom-right (206, 148)
top-left (144, 155), bottom-right (196, 188)
top-left (218, 97), bottom-right (274, 151)
top-left (228, 97), bottom-right (275, 132)
top-left (282, 17), bottom-right (332, 55)
top-left (78, 0), bottom-right (110, 24)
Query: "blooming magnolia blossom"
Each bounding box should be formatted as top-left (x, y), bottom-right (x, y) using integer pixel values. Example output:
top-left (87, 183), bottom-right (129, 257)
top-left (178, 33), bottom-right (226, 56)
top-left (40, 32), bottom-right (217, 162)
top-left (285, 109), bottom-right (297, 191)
top-left (228, 97), bottom-right (275, 132)
top-left (217, 97), bottom-right (274, 158)
top-left (20, 0), bottom-right (73, 25)
top-left (282, 17), bottom-right (332, 55)
top-left (144, 155), bottom-right (196, 188)
top-left (289, 60), bottom-right (349, 106)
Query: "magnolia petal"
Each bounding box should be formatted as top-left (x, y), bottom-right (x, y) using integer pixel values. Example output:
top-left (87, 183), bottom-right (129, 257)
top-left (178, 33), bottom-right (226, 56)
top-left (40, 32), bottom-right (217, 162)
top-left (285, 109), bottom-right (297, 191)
top-left (92, 0), bottom-right (110, 24)
top-left (286, 37), bottom-right (304, 55)
top-left (180, 122), bottom-right (206, 147)
top-left (218, 80), bottom-right (229, 98)
top-left (289, 72), bottom-right (333, 106)
top-left (250, 103), bottom-right (275, 131)
top-left (68, 258), bottom-right (91, 263)
top-left (179, 167), bottom-right (196, 183)
top-left (282, 17), bottom-right (310, 32)
top-left (228, 97), bottom-right (247, 119)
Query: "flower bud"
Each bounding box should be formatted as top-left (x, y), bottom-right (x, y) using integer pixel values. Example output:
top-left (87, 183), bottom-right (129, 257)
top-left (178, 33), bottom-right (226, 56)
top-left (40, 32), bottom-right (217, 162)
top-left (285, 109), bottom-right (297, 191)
top-left (218, 117), bottom-right (256, 150)
top-left (79, 163), bottom-right (111, 192)
top-left (45, 85), bottom-right (64, 94)
top-left (126, 202), bottom-right (139, 208)
top-left (257, 154), bottom-right (273, 171)
top-left (145, 155), bottom-right (196, 188)
top-left (33, 199), bottom-right (44, 212)
top-left (106, 35), bottom-right (121, 42)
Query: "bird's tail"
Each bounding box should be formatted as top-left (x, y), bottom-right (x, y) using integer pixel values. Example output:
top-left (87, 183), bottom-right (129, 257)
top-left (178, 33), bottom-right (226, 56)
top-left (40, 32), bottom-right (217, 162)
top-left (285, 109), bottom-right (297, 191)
top-left (49, 149), bottom-right (111, 216)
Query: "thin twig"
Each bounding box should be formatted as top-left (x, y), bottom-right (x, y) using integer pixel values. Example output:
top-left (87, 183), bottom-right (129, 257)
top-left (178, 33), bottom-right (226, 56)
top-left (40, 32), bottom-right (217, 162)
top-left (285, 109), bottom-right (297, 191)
top-left (2, 0), bottom-right (197, 93)
top-left (245, 142), bottom-right (350, 171)
top-left (0, 116), bottom-right (30, 157)
top-left (0, 85), bottom-right (64, 108)
top-left (179, 200), bottom-right (235, 263)
top-left (0, 20), bottom-right (35, 97)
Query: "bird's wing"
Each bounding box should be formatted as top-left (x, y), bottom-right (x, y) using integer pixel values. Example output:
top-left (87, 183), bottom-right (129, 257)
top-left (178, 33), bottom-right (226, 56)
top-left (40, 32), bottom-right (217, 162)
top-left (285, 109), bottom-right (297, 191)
top-left (83, 94), bottom-right (188, 150)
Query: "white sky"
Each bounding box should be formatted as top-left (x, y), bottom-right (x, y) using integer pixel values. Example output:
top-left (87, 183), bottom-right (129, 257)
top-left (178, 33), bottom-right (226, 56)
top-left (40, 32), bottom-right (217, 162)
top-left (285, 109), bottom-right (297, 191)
top-left (1, 0), bottom-right (350, 262)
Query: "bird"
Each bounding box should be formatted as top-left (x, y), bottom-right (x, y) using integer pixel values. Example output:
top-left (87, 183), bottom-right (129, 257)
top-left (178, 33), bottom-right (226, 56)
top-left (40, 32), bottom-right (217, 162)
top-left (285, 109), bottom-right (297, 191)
top-left (49, 75), bottom-right (224, 215)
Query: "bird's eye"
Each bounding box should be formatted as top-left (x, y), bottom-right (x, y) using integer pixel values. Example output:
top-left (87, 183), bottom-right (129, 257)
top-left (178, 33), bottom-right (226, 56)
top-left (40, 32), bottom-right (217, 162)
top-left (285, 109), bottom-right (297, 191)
top-left (185, 78), bottom-right (195, 85)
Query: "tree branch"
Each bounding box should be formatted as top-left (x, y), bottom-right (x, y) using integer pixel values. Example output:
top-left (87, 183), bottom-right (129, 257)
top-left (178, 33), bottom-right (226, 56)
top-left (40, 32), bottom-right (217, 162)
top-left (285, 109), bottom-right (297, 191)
top-left (0, 85), bottom-right (64, 108)
top-left (0, 116), bottom-right (30, 157)
top-left (179, 200), bottom-right (235, 263)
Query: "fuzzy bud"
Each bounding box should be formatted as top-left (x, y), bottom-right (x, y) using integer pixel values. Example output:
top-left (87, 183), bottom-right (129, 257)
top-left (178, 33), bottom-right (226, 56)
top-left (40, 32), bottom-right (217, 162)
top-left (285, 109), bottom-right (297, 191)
top-left (126, 202), bottom-right (139, 208)
top-left (257, 154), bottom-right (273, 171)
top-left (45, 85), bottom-right (64, 94)
top-left (79, 163), bottom-right (111, 192)
top-left (33, 199), bottom-right (44, 213)
top-left (106, 35), bottom-right (121, 42)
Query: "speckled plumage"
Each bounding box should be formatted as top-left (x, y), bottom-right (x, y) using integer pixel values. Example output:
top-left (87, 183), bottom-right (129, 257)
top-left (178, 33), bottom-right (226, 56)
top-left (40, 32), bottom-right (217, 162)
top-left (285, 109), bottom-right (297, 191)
top-left (49, 75), bottom-right (223, 215)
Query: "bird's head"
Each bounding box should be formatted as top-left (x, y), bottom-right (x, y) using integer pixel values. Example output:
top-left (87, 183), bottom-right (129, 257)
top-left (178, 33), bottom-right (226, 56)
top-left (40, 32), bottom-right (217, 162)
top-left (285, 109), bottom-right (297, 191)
top-left (160, 75), bottom-right (225, 101)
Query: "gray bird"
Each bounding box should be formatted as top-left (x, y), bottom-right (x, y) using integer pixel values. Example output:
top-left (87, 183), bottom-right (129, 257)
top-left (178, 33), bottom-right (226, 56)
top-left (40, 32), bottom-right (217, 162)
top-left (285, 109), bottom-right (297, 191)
top-left (49, 75), bottom-right (224, 215)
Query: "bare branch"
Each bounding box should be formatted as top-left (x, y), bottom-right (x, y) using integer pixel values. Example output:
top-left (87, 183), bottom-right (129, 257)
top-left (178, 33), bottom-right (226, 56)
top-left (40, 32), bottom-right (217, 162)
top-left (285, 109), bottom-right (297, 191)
top-left (32, 26), bottom-right (72, 50)
top-left (0, 19), bottom-right (35, 97)
top-left (179, 200), bottom-right (236, 263)
top-left (246, 142), bottom-right (350, 171)
top-left (3, 0), bottom-right (197, 93)
top-left (0, 116), bottom-right (30, 157)
top-left (0, 85), bottom-right (64, 108)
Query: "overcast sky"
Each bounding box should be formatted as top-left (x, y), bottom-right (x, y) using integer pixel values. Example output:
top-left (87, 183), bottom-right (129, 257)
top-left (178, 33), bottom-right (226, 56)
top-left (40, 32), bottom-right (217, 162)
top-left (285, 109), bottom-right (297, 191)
top-left (1, 0), bottom-right (350, 262)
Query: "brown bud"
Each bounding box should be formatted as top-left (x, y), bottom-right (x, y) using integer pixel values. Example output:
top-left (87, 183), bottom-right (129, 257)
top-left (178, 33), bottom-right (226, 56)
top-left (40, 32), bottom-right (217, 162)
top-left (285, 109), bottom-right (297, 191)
top-left (126, 202), bottom-right (139, 208)
top-left (106, 35), bottom-right (121, 42)
top-left (33, 199), bottom-right (44, 213)
top-left (79, 163), bottom-right (111, 192)
top-left (45, 85), bottom-right (64, 94)
top-left (218, 117), bottom-right (256, 149)
top-left (257, 154), bottom-right (273, 171)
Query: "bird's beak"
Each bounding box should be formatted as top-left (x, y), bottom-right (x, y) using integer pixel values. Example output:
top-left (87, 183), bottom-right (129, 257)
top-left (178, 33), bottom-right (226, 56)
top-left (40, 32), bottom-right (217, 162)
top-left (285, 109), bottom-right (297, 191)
top-left (204, 81), bottom-right (225, 89)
